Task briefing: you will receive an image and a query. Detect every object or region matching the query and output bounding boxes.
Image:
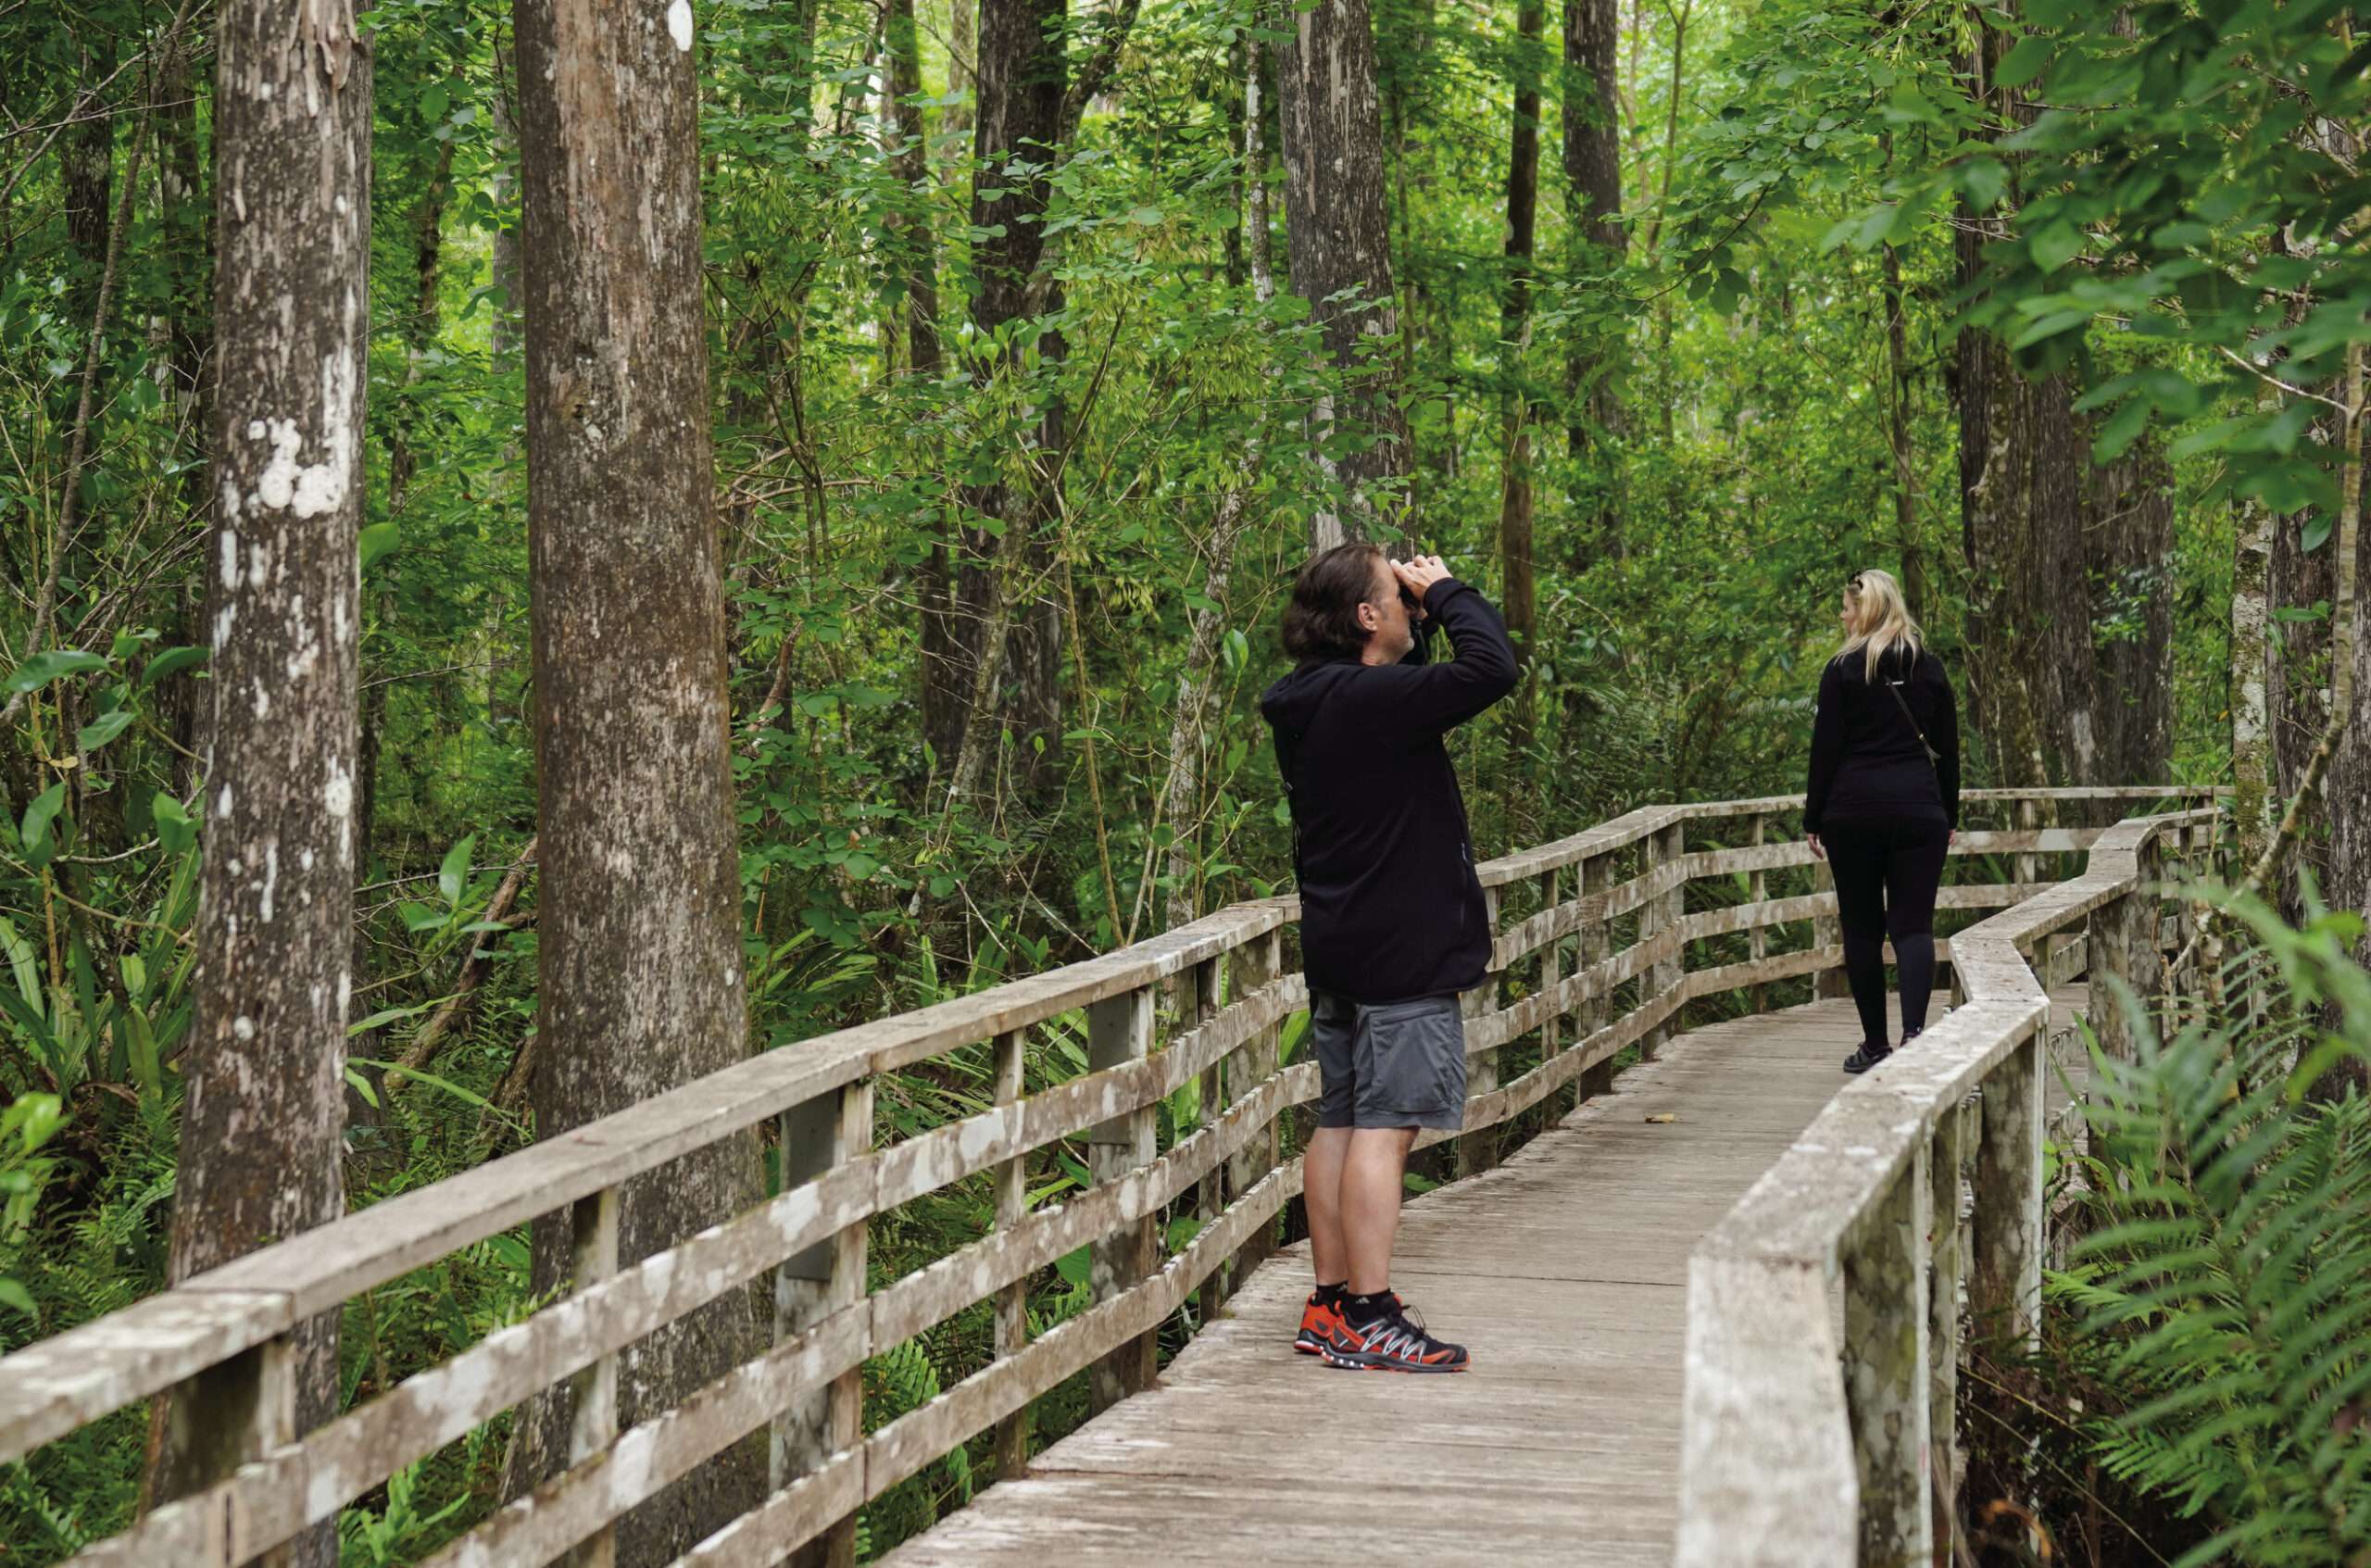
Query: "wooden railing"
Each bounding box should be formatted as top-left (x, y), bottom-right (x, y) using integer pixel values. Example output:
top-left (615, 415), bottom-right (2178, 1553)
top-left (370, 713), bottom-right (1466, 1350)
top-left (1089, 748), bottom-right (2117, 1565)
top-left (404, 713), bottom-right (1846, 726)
top-left (1675, 803), bottom-right (2224, 1568)
top-left (0, 786), bottom-right (2214, 1567)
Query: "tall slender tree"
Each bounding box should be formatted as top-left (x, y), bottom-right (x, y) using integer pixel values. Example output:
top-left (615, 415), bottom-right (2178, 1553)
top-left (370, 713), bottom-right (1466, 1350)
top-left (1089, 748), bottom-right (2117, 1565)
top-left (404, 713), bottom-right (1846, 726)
top-left (151, 3), bottom-right (370, 1560)
top-left (1275, 0), bottom-right (1410, 551)
top-left (1562, 0), bottom-right (1625, 545)
top-left (504, 0), bottom-right (765, 1557)
top-left (1499, 0), bottom-right (1545, 695)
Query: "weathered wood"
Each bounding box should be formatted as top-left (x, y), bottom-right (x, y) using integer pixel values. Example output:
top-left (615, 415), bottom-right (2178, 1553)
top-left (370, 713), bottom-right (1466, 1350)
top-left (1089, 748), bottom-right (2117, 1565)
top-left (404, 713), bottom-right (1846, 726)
top-left (564, 1189), bottom-right (621, 1568)
top-left (9, 793), bottom-right (2234, 1568)
top-left (1459, 884), bottom-right (1506, 1176)
top-left (1087, 985), bottom-right (1158, 1412)
top-left (1842, 1149), bottom-right (1931, 1566)
top-left (1223, 928), bottom-right (1285, 1299)
top-left (990, 1028), bottom-right (1030, 1479)
top-left (772, 1079), bottom-right (871, 1568)
top-left (1537, 867), bottom-right (1565, 1110)
top-left (1928, 1096), bottom-right (1971, 1564)
top-left (1749, 817), bottom-right (1770, 1013)
top-left (0, 1289), bottom-right (295, 1467)
top-left (418, 1306), bottom-right (871, 1568)
top-left (1969, 1029), bottom-right (2042, 1352)
top-left (70, 1165), bottom-right (880, 1566)
top-left (1186, 957), bottom-right (1226, 1313)
top-left (1578, 850), bottom-right (1615, 1099)
top-left (1812, 853), bottom-right (1849, 1001)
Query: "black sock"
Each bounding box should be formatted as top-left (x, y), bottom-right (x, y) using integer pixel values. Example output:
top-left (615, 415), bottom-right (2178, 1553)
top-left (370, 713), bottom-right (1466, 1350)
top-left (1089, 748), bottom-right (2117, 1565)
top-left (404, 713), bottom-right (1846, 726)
top-left (1894, 932), bottom-right (1936, 1038)
top-left (1842, 930), bottom-right (1888, 1045)
top-left (1344, 1288), bottom-right (1397, 1324)
top-left (1311, 1281), bottom-right (1347, 1308)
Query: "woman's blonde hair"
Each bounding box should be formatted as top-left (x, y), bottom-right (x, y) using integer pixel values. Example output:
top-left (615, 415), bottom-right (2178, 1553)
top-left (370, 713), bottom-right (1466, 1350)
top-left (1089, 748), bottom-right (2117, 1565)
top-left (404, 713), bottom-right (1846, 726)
top-left (1838, 568), bottom-right (1923, 682)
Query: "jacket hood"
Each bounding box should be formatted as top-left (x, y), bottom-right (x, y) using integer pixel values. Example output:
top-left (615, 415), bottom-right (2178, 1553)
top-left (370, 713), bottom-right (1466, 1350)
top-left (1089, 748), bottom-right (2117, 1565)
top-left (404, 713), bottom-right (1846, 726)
top-left (1259, 658), bottom-right (1356, 730)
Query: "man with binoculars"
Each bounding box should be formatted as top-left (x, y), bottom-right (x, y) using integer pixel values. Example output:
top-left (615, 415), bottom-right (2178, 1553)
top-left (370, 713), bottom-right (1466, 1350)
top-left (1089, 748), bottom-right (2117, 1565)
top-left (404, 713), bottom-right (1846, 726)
top-left (1259, 545), bottom-right (1519, 1373)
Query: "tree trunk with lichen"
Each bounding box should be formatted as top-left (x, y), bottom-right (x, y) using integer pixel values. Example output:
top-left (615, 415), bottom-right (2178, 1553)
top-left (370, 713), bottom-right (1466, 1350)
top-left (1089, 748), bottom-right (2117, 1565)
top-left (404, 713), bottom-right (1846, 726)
top-left (148, 6), bottom-right (370, 1562)
top-left (1275, 0), bottom-right (1409, 550)
top-left (501, 0), bottom-right (767, 1558)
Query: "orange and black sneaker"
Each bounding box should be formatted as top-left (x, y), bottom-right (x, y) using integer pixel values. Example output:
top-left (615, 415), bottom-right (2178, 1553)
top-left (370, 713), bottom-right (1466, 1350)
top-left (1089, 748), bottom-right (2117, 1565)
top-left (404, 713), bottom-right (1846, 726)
top-left (1293, 1290), bottom-right (1346, 1356)
top-left (1323, 1297), bottom-right (1469, 1374)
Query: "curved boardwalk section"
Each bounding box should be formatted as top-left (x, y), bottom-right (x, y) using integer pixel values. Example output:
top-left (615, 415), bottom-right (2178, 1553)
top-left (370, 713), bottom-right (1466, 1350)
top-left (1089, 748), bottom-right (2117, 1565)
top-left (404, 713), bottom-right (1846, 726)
top-left (887, 997), bottom-right (1900, 1566)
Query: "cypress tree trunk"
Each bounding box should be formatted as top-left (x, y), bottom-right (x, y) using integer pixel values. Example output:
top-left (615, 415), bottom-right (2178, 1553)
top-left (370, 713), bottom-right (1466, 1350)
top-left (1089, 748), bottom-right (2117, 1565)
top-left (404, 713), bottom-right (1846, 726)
top-left (1275, 0), bottom-right (1410, 551)
top-left (2082, 445), bottom-right (2175, 783)
top-left (505, 0), bottom-right (764, 1558)
top-left (1499, 0), bottom-right (1543, 692)
top-left (2230, 501), bottom-right (2276, 867)
top-left (922, 0), bottom-right (1065, 771)
top-left (151, 5), bottom-right (370, 1562)
top-left (1561, 0), bottom-right (1624, 550)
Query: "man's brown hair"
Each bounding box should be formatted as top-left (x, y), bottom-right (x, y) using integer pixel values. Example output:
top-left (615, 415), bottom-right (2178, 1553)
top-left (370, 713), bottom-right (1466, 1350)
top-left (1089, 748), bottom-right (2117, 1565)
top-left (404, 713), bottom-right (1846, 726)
top-left (1281, 542), bottom-right (1388, 663)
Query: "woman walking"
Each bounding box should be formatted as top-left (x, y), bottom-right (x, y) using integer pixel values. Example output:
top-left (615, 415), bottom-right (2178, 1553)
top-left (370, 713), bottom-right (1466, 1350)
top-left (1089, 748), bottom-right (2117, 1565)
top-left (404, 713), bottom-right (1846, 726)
top-left (1803, 569), bottom-right (1961, 1074)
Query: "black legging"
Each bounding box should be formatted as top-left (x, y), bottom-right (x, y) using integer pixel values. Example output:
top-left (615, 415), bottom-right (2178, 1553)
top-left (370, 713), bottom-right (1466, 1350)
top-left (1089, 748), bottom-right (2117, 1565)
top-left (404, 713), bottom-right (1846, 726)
top-left (1822, 818), bottom-right (1950, 1046)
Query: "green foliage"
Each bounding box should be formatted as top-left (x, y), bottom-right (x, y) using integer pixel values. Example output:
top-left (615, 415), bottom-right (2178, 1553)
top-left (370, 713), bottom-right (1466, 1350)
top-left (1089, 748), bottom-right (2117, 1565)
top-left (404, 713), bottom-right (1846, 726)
top-left (2051, 897), bottom-right (2371, 1566)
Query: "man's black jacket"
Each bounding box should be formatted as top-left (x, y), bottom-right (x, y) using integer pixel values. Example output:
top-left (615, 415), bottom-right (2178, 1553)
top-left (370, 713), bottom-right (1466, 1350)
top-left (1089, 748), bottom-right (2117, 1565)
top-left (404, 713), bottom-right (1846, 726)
top-left (1258, 577), bottom-right (1520, 1004)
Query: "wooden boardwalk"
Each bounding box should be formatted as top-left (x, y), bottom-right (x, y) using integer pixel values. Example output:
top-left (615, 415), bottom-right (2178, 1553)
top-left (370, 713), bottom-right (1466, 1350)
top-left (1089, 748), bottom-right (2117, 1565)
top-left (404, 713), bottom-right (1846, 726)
top-left (888, 992), bottom-right (2029, 1566)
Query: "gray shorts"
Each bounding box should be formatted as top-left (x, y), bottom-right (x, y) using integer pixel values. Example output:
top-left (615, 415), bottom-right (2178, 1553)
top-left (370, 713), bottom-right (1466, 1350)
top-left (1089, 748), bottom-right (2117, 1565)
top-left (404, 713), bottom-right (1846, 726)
top-left (1311, 990), bottom-right (1469, 1132)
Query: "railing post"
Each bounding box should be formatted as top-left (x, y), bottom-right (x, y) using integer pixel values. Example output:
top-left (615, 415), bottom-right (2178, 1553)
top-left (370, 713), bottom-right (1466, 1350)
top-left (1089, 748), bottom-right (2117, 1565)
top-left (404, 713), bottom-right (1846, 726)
top-left (1929, 1099), bottom-right (1972, 1564)
top-left (565, 1186), bottom-right (621, 1568)
top-left (1843, 1147), bottom-right (1933, 1566)
top-left (1226, 927), bottom-right (1284, 1295)
top-left (1088, 983), bottom-right (1157, 1413)
top-left (1186, 955), bottom-right (1226, 1312)
top-left (2014, 797), bottom-right (2039, 889)
top-left (1537, 866), bottom-right (1563, 1115)
top-left (151, 1331), bottom-right (297, 1568)
top-left (991, 1028), bottom-right (1031, 1478)
top-left (2089, 838), bottom-right (2163, 1064)
top-left (775, 1078), bottom-right (871, 1568)
top-left (1579, 849), bottom-right (1614, 1100)
top-left (1457, 884), bottom-right (1504, 1176)
top-left (1971, 1027), bottom-right (2042, 1352)
top-left (1749, 814), bottom-right (1770, 1014)
top-left (1813, 852), bottom-right (1850, 1001)
top-left (1654, 823), bottom-right (1686, 1055)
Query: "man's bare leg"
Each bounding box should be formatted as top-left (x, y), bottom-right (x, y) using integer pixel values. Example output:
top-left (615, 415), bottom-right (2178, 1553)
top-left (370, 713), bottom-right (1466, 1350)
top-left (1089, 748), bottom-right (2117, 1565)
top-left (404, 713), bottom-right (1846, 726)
top-left (1304, 1126), bottom-right (1352, 1288)
top-left (1342, 1127), bottom-right (1417, 1294)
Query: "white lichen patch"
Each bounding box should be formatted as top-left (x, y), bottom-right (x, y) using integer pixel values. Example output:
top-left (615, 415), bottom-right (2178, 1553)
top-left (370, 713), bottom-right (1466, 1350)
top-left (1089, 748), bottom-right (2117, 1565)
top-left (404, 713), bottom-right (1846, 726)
top-left (668, 0), bottom-right (695, 50)
top-left (220, 528), bottom-right (241, 589)
top-left (325, 763), bottom-right (354, 820)
top-left (248, 344), bottom-right (358, 520)
top-left (233, 1015), bottom-right (257, 1042)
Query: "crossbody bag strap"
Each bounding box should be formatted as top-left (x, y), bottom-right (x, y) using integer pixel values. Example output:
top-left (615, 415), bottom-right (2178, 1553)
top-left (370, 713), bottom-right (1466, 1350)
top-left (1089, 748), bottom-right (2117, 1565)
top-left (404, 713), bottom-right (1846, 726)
top-left (1882, 673), bottom-right (1941, 772)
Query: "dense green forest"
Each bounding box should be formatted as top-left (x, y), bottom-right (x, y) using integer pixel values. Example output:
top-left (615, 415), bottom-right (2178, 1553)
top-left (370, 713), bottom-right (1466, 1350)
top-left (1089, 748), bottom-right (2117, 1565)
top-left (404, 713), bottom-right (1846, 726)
top-left (1, 0), bottom-right (2366, 1558)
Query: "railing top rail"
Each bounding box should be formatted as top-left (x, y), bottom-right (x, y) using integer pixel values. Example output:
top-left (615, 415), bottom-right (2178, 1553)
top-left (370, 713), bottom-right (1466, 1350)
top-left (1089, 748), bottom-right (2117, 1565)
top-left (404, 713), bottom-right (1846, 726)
top-left (1474, 785), bottom-right (2222, 886)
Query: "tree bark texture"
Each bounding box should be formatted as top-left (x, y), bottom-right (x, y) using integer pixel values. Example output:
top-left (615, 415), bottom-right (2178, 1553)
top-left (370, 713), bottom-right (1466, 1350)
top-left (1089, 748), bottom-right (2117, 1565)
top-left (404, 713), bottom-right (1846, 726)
top-left (2269, 476), bottom-right (2370, 935)
top-left (1561, 0), bottom-right (1623, 465)
top-left (1244, 34), bottom-right (1276, 306)
top-left (922, 0), bottom-right (1066, 771)
top-left (887, 0), bottom-right (944, 382)
top-left (508, 0), bottom-right (765, 1558)
top-left (1275, 0), bottom-right (1411, 550)
top-left (154, 3), bottom-right (370, 1556)
top-left (2230, 502), bottom-right (2276, 869)
top-left (1881, 236), bottom-right (1923, 613)
top-left (1499, 0), bottom-right (1543, 688)
top-left (2082, 443), bottom-right (2175, 783)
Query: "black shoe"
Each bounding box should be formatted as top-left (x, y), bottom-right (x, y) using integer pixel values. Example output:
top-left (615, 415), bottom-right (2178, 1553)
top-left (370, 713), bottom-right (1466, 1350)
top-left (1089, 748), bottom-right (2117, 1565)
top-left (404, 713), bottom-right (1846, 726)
top-left (1898, 1026), bottom-right (1924, 1049)
top-left (1323, 1299), bottom-right (1470, 1373)
top-left (1842, 1041), bottom-right (1892, 1074)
